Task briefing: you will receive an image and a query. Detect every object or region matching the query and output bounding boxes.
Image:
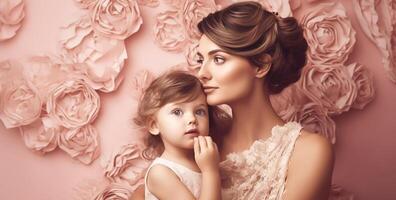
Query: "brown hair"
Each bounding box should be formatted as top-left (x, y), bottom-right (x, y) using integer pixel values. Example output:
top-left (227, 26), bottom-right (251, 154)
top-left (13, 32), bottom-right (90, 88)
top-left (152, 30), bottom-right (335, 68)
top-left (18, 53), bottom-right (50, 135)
top-left (197, 1), bottom-right (308, 94)
top-left (134, 70), bottom-right (231, 160)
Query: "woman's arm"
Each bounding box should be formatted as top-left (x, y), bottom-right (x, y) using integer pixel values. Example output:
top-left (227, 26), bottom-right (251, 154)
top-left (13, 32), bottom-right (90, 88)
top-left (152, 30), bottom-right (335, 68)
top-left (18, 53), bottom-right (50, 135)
top-left (283, 131), bottom-right (335, 200)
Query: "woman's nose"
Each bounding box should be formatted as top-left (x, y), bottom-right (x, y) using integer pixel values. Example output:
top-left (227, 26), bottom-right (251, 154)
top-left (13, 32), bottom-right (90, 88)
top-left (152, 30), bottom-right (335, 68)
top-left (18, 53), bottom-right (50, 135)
top-left (197, 63), bottom-right (211, 81)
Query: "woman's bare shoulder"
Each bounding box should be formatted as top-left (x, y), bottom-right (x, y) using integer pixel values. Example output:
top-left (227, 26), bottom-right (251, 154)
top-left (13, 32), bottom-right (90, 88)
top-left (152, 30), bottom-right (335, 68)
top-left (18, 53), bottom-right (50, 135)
top-left (283, 130), bottom-right (334, 199)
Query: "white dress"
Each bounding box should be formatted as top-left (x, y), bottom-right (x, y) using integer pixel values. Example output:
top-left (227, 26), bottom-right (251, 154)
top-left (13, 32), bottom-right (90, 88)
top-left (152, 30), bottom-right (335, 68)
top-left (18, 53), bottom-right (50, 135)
top-left (144, 157), bottom-right (202, 199)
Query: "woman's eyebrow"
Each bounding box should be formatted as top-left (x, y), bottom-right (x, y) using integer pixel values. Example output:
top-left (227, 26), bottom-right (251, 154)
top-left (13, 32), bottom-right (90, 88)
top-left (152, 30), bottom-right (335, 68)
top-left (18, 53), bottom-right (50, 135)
top-left (196, 49), bottom-right (229, 57)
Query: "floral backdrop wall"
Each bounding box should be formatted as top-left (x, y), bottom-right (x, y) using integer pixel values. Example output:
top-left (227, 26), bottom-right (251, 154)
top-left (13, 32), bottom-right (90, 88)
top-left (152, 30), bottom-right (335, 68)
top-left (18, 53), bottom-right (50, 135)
top-left (0, 0), bottom-right (395, 199)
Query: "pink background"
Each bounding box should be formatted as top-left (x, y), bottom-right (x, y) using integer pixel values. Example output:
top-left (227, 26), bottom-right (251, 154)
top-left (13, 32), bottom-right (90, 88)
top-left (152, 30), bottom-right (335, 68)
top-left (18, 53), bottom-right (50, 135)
top-left (0, 0), bottom-right (395, 199)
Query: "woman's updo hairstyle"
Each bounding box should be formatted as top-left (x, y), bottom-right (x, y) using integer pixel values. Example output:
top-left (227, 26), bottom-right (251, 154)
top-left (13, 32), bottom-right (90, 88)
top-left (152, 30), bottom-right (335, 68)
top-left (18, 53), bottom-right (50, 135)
top-left (197, 1), bottom-right (308, 94)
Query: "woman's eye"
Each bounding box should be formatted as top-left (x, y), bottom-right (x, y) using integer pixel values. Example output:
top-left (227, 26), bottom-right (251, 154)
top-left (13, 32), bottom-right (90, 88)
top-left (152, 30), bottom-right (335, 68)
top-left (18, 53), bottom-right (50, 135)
top-left (171, 109), bottom-right (183, 116)
top-left (214, 56), bottom-right (225, 64)
top-left (196, 58), bottom-right (203, 64)
top-left (195, 109), bottom-right (207, 116)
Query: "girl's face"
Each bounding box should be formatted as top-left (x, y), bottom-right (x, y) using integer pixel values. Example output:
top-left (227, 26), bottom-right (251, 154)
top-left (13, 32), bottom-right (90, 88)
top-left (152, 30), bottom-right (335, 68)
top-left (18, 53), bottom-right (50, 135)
top-left (150, 93), bottom-right (209, 150)
top-left (196, 35), bottom-right (257, 106)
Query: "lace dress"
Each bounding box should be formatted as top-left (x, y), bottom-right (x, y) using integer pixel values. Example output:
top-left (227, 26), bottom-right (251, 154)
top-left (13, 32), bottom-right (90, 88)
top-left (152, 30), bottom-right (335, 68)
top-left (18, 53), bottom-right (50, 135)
top-left (219, 122), bottom-right (303, 200)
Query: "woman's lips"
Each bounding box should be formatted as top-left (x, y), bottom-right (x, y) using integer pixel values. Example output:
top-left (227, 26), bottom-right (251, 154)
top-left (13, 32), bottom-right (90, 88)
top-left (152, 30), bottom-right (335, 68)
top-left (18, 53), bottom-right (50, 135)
top-left (203, 86), bottom-right (217, 93)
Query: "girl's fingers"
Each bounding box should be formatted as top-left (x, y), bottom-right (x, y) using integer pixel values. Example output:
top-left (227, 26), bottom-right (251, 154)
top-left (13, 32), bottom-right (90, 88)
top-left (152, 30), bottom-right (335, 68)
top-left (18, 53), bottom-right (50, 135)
top-left (205, 136), bottom-right (214, 149)
top-left (198, 136), bottom-right (207, 150)
top-left (194, 137), bottom-right (200, 155)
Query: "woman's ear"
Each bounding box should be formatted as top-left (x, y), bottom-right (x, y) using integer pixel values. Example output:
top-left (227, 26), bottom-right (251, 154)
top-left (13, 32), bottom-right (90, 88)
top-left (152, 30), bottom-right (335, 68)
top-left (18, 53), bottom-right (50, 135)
top-left (255, 54), bottom-right (272, 78)
top-left (148, 119), bottom-right (160, 136)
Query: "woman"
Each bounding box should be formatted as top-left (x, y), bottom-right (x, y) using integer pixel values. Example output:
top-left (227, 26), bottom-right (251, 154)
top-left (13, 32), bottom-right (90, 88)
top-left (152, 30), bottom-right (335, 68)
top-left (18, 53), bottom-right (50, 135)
top-left (132, 1), bottom-right (333, 199)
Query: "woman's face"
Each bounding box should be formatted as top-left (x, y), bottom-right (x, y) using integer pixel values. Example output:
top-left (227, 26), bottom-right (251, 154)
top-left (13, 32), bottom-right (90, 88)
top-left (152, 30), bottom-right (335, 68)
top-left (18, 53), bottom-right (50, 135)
top-left (196, 35), bottom-right (257, 106)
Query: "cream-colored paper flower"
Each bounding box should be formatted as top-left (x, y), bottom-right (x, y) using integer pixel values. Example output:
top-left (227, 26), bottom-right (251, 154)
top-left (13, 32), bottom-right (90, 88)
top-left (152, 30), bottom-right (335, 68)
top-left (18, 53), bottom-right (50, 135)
top-left (301, 2), bottom-right (356, 65)
top-left (91, 0), bottom-right (142, 40)
top-left (58, 124), bottom-right (100, 165)
top-left (0, 0), bottom-right (25, 41)
top-left (46, 79), bottom-right (100, 128)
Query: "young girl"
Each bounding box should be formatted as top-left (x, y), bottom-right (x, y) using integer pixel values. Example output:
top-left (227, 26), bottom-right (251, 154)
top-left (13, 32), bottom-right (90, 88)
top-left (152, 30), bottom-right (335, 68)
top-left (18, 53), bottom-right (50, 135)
top-left (134, 70), bottom-right (229, 200)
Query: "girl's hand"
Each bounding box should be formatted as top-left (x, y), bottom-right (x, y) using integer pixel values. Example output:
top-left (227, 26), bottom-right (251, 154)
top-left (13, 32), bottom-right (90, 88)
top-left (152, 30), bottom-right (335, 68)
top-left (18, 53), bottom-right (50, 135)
top-left (193, 136), bottom-right (220, 173)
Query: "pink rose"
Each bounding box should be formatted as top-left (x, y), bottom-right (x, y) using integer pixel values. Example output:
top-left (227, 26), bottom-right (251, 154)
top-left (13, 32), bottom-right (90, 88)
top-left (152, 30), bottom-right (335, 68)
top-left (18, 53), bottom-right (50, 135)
top-left (182, 0), bottom-right (218, 40)
top-left (184, 41), bottom-right (200, 69)
top-left (154, 10), bottom-right (188, 52)
top-left (137, 0), bottom-right (159, 7)
top-left (19, 117), bottom-right (58, 153)
top-left (60, 16), bottom-right (127, 93)
top-left (288, 102), bottom-right (336, 144)
top-left (301, 2), bottom-right (356, 65)
top-left (103, 143), bottom-right (149, 189)
top-left (163, 0), bottom-right (184, 9)
top-left (233, 0), bottom-right (292, 17)
top-left (270, 84), bottom-right (311, 122)
top-left (22, 56), bottom-right (69, 100)
top-left (346, 63), bottom-right (375, 110)
top-left (130, 70), bottom-right (156, 101)
top-left (75, 0), bottom-right (97, 9)
top-left (299, 63), bottom-right (357, 116)
top-left (0, 0), bottom-right (24, 41)
top-left (58, 124), bottom-right (100, 164)
top-left (104, 143), bottom-right (143, 181)
top-left (91, 0), bottom-right (142, 40)
top-left (94, 183), bottom-right (132, 200)
top-left (46, 79), bottom-right (100, 128)
top-left (0, 74), bottom-right (42, 129)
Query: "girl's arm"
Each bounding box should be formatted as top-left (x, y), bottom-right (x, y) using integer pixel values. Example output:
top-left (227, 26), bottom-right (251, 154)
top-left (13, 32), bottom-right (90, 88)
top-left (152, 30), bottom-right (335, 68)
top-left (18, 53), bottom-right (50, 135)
top-left (194, 136), bottom-right (222, 200)
top-left (146, 136), bottom-right (221, 200)
top-left (283, 131), bottom-right (334, 200)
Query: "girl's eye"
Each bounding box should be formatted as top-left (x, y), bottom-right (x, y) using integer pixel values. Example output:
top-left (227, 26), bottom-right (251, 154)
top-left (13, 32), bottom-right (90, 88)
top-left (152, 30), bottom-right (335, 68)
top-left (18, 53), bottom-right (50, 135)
top-left (214, 56), bottom-right (225, 64)
top-left (195, 108), bottom-right (207, 116)
top-left (171, 109), bottom-right (183, 116)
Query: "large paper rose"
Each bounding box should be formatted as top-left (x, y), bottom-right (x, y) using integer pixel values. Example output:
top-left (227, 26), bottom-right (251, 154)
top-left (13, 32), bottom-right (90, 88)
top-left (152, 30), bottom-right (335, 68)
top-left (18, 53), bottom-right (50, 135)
top-left (137, 0), bottom-right (159, 7)
top-left (94, 183), bottom-right (132, 200)
top-left (0, 0), bottom-right (25, 41)
top-left (233, 0), bottom-right (292, 17)
top-left (75, 0), bottom-right (97, 9)
top-left (19, 117), bottom-right (58, 153)
top-left (270, 84), bottom-right (311, 121)
top-left (300, 2), bottom-right (356, 65)
top-left (22, 56), bottom-right (69, 100)
top-left (0, 79), bottom-right (42, 129)
top-left (299, 64), bottom-right (357, 116)
top-left (130, 70), bottom-right (156, 101)
top-left (182, 0), bottom-right (218, 40)
top-left (60, 16), bottom-right (128, 93)
top-left (346, 63), bottom-right (375, 110)
top-left (103, 143), bottom-right (149, 189)
top-left (46, 79), bottom-right (100, 128)
top-left (91, 0), bottom-right (143, 40)
top-left (58, 124), bottom-right (100, 164)
top-left (154, 10), bottom-right (188, 52)
top-left (104, 143), bottom-right (143, 181)
top-left (288, 102), bottom-right (336, 144)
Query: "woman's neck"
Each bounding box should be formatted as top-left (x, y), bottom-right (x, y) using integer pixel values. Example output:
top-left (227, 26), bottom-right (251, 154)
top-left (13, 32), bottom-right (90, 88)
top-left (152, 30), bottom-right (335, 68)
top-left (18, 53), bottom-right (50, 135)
top-left (225, 84), bottom-right (284, 153)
